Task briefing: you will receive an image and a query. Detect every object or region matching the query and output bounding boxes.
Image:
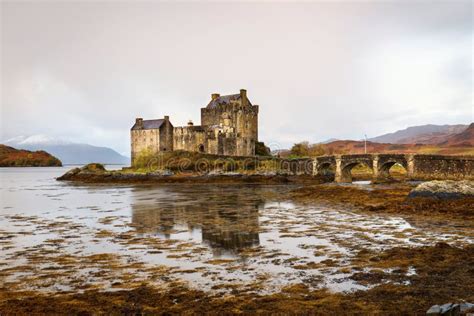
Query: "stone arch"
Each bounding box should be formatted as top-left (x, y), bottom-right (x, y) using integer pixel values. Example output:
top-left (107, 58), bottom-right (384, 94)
top-left (316, 162), bottom-right (336, 179)
top-left (375, 155), bottom-right (408, 180)
top-left (336, 155), bottom-right (373, 183)
top-left (340, 162), bottom-right (372, 183)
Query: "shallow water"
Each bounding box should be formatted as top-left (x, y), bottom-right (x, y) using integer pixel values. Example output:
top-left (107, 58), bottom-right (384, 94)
top-left (0, 167), bottom-right (472, 294)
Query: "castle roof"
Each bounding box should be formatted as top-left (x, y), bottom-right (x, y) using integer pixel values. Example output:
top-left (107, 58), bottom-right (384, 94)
top-left (131, 119), bottom-right (164, 130)
top-left (206, 94), bottom-right (252, 109)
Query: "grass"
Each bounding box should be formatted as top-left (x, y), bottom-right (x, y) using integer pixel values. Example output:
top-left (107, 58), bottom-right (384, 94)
top-left (130, 150), bottom-right (305, 174)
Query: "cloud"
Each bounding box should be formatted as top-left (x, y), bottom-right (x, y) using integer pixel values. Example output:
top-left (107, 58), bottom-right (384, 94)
top-left (1, 1), bottom-right (472, 153)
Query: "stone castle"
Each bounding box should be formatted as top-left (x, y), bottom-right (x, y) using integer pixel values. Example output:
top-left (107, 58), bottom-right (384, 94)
top-left (131, 89), bottom-right (259, 164)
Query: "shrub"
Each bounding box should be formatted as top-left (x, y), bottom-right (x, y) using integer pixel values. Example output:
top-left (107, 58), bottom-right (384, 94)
top-left (83, 163), bottom-right (106, 172)
top-left (255, 141), bottom-right (271, 156)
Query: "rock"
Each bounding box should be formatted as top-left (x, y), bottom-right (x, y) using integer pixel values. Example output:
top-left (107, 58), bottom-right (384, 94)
top-left (427, 305), bottom-right (442, 315)
top-left (57, 163), bottom-right (108, 180)
top-left (208, 169), bottom-right (224, 176)
top-left (148, 169), bottom-right (173, 176)
top-left (60, 167), bottom-right (81, 178)
top-left (426, 303), bottom-right (464, 315)
top-left (460, 303), bottom-right (474, 313)
top-left (440, 303), bottom-right (460, 316)
top-left (409, 180), bottom-right (474, 199)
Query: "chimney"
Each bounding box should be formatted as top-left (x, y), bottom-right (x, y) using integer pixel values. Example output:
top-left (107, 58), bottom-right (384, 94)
top-left (135, 117), bottom-right (143, 128)
top-left (212, 93), bottom-right (220, 100)
top-left (187, 120), bottom-right (194, 126)
top-left (240, 89), bottom-right (247, 106)
top-left (164, 115), bottom-right (169, 121)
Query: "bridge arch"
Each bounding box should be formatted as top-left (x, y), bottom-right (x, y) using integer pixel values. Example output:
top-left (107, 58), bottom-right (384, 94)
top-left (336, 155), bottom-right (373, 183)
top-left (314, 156), bottom-right (336, 181)
top-left (374, 154), bottom-right (408, 180)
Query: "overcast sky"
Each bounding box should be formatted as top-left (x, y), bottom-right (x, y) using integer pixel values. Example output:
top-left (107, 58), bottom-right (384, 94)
top-left (1, 1), bottom-right (472, 155)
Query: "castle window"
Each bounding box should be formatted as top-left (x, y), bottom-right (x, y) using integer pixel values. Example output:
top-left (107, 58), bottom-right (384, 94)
top-left (198, 144), bottom-right (205, 153)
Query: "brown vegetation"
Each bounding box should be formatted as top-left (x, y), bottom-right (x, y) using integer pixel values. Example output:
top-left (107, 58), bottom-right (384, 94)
top-left (1, 242), bottom-right (472, 315)
top-left (1, 182), bottom-right (473, 315)
top-left (286, 124), bottom-right (474, 157)
top-left (0, 144), bottom-right (62, 167)
top-left (290, 183), bottom-right (474, 218)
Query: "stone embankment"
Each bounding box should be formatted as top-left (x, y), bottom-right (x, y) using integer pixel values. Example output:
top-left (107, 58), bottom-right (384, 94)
top-left (57, 163), bottom-right (317, 184)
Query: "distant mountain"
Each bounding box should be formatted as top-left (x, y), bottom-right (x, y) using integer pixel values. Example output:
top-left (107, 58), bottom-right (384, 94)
top-left (3, 135), bottom-right (129, 165)
top-left (321, 123), bottom-right (474, 156)
top-left (439, 123), bottom-right (474, 147)
top-left (0, 145), bottom-right (62, 167)
top-left (320, 138), bottom-right (339, 144)
top-left (369, 124), bottom-right (468, 144)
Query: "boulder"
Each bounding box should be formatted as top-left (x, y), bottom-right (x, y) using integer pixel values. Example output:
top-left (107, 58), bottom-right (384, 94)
top-left (426, 302), bottom-right (473, 315)
top-left (409, 180), bottom-right (474, 199)
top-left (57, 163), bottom-right (107, 180)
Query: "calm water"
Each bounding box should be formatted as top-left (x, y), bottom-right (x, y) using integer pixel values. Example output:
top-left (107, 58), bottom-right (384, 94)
top-left (1, 167), bottom-right (472, 294)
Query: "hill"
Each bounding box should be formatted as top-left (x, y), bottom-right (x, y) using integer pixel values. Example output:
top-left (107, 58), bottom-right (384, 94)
top-left (369, 124), bottom-right (468, 144)
top-left (439, 123), bottom-right (474, 147)
top-left (3, 135), bottom-right (130, 165)
top-left (283, 123), bottom-right (474, 158)
top-left (322, 123), bottom-right (473, 156)
top-left (0, 145), bottom-right (62, 167)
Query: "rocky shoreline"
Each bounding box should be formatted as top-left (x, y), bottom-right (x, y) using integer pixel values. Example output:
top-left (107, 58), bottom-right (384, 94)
top-left (2, 166), bottom-right (473, 315)
top-left (56, 164), bottom-right (321, 184)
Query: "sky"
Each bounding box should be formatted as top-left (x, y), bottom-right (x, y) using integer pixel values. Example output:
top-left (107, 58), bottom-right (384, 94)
top-left (1, 1), bottom-right (472, 155)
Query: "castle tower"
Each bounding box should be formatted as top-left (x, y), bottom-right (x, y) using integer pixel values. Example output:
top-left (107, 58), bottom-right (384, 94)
top-left (200, 89), bottom-right (259, 156)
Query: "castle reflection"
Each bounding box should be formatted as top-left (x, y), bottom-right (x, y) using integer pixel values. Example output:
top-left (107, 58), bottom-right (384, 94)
top-left (130, 185), bottom-right (268, 255)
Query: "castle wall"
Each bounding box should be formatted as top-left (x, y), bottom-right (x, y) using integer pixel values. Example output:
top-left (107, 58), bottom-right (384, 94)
top-left (159, 120), bottom-right (174, 152)
top-left (221, 136), bottom-right (237, 156)
top-left (206, 136), bottom-right (219, 155)
top-left (131, 129), bottom-right (160, 163)
top-left (173, 126), bottom-right (206, 152)
top-left (132, 90), bottom-right (259, 160)
top-left (200, 102), bottom-right (258, 156)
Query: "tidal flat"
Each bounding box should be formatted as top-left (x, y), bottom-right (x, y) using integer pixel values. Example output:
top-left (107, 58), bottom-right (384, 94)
top-left (0, 167), bottom-right (473, 315)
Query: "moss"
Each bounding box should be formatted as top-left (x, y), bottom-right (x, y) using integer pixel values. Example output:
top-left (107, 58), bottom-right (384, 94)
top-left (82, 163), bottom-right (106, 172)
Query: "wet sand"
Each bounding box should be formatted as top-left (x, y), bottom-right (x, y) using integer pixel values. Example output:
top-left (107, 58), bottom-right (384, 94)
top-left (1, 168), bottom-right (473, 315)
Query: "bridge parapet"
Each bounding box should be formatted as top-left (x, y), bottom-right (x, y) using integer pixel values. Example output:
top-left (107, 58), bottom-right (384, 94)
top-left (410, 154), bottom-right (474, 180)
top-left (310, 153), bottom-right (473, 183)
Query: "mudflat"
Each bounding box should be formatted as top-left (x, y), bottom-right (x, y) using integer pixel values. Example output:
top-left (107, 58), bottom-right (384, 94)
top-left (1, 167), bottom-right (473, 315)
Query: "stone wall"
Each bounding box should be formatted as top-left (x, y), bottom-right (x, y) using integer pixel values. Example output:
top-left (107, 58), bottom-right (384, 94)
top-left (131, 129), bottom-right (160, 163)
top-left (200, 98), bottom-right (258, 156)
top-left (132, 90), bottom-right (259, 159)
top-left (311, 154), bottom-right (474, 182)
top-left (173, 126), bottom-right (206, 153)
top-left (159, 119), bottom-right (174, 152)
top-left (410, 154), bottom-right (474, 180)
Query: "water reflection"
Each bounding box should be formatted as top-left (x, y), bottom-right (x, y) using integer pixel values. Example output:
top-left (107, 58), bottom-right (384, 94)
top-left (131, 185), bottom-right (278, 255)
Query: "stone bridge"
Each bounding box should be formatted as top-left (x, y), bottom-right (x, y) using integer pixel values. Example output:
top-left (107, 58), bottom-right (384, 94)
top-left (308, 154), bottom-right (474, 183)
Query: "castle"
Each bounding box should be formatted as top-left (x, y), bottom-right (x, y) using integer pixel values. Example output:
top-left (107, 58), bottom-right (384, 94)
top-left (131, 89), bottom-right (259, 164)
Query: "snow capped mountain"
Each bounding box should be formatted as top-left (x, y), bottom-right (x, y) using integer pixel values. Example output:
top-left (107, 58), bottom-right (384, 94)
top-left (4, 134), bottom-right (72, 146)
